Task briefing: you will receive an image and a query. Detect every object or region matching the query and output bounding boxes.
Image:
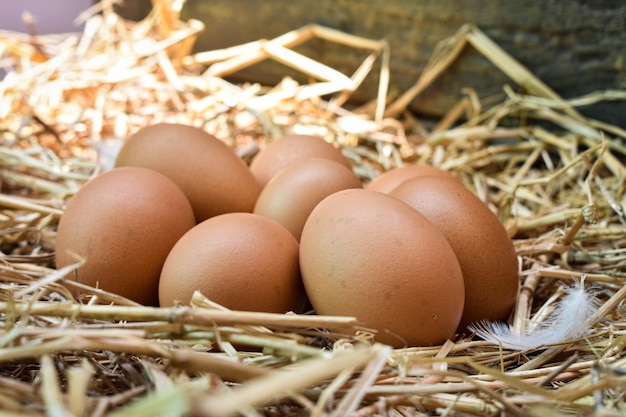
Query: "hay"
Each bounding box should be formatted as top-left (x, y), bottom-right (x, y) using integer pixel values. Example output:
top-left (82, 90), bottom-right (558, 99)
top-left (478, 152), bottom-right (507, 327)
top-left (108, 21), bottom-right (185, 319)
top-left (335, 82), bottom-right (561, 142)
top-left (1, 0), bottom-right (625, 415)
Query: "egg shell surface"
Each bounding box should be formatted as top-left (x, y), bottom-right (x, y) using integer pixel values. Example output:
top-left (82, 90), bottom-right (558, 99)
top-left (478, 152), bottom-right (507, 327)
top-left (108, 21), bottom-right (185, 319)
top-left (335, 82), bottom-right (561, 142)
top-left (55, 166), bottom-right (196, 306)
top-left (299, 188), bottom-right (465, 347)
top-left (115, 122), bottom-right (261, 222)
top-left (249, 134), bottom-right (352, 188)
top-left (389, 176), bottom-right (519, 330)
top-left (253, 158), bottom-right (363, 241)
top-left (366, 164), bottom-right (457, 194)
top-left (159, 212), bottom-right (306, 313)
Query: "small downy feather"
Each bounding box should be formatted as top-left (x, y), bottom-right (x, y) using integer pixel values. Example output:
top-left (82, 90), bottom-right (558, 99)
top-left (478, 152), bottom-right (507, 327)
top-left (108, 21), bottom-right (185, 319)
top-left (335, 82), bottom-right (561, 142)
top-left (469, 278), bottom-right (599, 350)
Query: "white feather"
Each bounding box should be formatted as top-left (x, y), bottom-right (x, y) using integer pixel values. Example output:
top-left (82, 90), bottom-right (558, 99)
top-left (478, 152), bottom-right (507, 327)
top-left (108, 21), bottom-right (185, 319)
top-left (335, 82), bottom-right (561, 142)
top-left (469, 278), bottom-right (599, 350)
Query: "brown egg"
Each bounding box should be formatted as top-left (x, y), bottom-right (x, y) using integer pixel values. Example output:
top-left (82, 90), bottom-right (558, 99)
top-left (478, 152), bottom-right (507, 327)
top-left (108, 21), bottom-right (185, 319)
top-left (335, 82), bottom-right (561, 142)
top-left (389, 176), bottom-right (519, 331)
top-left (367, 164), bottom-right (456, 194)
top-left (159, 212), bottom-right (306, 313)
top-left (115, 122), bottom-right (261, 223)
top-left (300, 189), bottom-right (464, 347)
top-left (55, 167), bottom-right (196, 306)
top-left (253, 158), bottom-right (363, 241)
top-left (249, 134), bottom-right (352, 188)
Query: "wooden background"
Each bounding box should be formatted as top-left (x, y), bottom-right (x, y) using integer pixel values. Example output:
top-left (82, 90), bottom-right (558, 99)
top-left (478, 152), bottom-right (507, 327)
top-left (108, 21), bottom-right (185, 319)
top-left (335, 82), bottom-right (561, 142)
top-left (117, 0), bottom-right (626, 127)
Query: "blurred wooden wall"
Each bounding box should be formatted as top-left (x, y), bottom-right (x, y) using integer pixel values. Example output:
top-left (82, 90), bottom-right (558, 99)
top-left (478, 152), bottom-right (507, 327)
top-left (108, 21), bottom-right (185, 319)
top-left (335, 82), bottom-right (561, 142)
top-left (117, 0), bottom-right (626, 127)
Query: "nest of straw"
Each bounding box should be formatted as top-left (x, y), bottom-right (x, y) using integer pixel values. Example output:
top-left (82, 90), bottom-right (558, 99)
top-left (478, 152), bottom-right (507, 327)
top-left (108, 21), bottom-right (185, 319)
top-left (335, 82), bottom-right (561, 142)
top-left (1, 1), bottom-right (626, 416)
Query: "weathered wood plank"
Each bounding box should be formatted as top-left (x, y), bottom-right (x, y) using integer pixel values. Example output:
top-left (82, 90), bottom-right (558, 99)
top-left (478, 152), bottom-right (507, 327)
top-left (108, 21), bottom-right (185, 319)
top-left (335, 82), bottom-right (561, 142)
top-left (118, 0), bottom-right (626, 127)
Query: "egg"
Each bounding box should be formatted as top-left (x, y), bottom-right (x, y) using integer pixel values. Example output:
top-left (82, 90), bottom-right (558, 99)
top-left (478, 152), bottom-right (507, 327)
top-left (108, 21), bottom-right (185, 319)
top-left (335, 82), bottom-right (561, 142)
top-left (249, 134), bottom-right (352, 188)
top-left (366, 164), bottom-right (456, 194)
top-left (299, 189), bottom-right (465, 347)
top-left (159, 212), bottom-right (306, 313)
top-left (253, 158), bottom-right (363, 241)
top-left (55, 166), bottom-right (196, 305)
top-left (389, 176), bottom-right (519, 331)
top-left (115, 122), bottom-right (261, 223)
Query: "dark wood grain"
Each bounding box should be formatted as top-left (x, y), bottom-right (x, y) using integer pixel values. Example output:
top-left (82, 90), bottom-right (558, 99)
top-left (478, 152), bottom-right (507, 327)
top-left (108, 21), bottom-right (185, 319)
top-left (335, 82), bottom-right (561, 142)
top-left (119, 0), bottom-right (626, 127)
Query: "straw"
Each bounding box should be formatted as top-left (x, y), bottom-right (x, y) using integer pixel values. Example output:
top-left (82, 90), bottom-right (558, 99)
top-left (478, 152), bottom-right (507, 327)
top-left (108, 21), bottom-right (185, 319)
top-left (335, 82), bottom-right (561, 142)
top-left (1, 0), bottom-right (625, 415)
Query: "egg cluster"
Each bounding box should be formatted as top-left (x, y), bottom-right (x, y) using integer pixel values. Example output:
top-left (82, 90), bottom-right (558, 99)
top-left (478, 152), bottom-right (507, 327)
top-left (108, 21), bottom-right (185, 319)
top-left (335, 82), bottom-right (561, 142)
top-left (55, 123), bottom-right (519, 348)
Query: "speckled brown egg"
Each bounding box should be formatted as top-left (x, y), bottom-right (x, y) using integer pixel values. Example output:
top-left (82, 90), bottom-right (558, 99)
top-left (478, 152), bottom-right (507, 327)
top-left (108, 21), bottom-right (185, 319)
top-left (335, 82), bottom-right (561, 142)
top-left (159, 212), bottom-right (306, 313)
top-left (115, 122), bottom-right (261, 223)
top-left (253, 158), bottom-right (363, 241)
top-left (366, 164), bottom-right (457, 194)
top-left (389, 176), bottom-right (519, 331)
top-left (249, 134), bottom-right (352, 188)
top-left (299, 189), bottom-right (465, 347)
top-left (55, 166), bottom-right (196, 306)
